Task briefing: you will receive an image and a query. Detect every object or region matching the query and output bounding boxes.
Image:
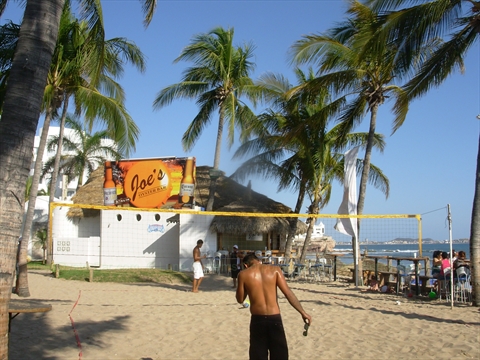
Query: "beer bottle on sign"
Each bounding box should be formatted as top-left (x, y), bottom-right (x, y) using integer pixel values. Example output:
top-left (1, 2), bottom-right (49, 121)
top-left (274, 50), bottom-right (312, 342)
top-left (179, 157), bottom-right (195, 205)
top-left (103, 161), bottom-right (117, 206)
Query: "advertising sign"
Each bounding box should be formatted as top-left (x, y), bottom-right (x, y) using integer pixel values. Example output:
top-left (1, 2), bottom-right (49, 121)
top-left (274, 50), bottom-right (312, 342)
top-left (103, 157), bottom-right (196, 209)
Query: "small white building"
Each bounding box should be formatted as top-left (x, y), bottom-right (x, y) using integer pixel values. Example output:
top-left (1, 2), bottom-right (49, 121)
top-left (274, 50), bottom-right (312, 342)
top-left (52, 206), bottom-right (215, 270)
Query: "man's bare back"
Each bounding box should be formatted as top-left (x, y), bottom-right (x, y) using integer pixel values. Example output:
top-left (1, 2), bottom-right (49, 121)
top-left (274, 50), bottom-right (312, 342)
top-left (236, 254), bottom-right (311, 322)
top-left (236, 254), bottom-right (311, 360)
top-left (238, 263), bottom-right (282, 315)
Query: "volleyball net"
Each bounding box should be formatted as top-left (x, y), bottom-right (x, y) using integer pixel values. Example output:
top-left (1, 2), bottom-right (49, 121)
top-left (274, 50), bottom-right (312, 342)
top-left (45, 202), bottom-right (421, 269)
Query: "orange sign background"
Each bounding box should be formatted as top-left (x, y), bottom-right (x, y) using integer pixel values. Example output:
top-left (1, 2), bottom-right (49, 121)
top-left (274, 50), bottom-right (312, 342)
top-left (107, 157), bottom-right (196, 209)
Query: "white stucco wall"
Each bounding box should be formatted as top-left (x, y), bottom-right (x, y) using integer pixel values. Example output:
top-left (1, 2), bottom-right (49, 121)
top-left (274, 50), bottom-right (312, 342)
top-left (178, 213), bottom-right (215, 271)
top-left (97, 209), bottom-right (179, 269)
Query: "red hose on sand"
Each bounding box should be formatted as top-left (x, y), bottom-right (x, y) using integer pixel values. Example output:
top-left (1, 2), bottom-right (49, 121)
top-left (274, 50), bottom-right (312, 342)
top-left (68, 290), bottom-right (83, 359)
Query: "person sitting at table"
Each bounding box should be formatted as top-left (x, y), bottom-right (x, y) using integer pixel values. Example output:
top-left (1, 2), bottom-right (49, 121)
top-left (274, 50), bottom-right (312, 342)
top-left (439, 252), bottom-right (452, 278)
top-left (367, 274), bottom-right (379, 292)
top-left (450, 249), bottom-right (458, 263)
top-left (437, 251), bottom-right (452, 293)
top-left (431, 250), bottom-right (442, 279)
top-left (453, 251), bottom-right (469, 271)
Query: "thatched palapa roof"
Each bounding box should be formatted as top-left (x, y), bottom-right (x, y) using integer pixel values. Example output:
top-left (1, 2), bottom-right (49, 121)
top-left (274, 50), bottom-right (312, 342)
top-left (209, 200), bottom-right (307, 235)
top-left (68, 165), bottom-right (306, 235)
top-left (68, 167), bottom-right (104, 218)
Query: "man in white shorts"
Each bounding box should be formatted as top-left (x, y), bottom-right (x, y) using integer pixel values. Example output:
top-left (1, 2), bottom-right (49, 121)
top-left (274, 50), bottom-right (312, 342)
top-left (192, 239), bottom-right (206, 292)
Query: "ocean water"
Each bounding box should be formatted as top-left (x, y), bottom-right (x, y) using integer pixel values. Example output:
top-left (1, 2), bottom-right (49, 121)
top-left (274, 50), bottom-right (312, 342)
top-left (308, 242), bottom-right (470, 268)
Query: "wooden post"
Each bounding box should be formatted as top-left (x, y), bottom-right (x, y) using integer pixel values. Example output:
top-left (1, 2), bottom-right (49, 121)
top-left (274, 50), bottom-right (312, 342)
top-left (55, 264), bottom-right (60, 278)
top-left (89, 269), bottom-right (94, 282)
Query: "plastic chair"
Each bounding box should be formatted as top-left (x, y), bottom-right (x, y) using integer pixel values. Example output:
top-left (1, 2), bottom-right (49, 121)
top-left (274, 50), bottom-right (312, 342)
top-left (264, 250), bottom-right (272, 264)
top-left (204, 260), bottom-right (213, 274)
top-left (203, 251), bottom-right (213, 274)
top-left (396, 265), bottom-right (413, 294)
top-left (212, 252), bottom-right (222, 275)
top-left (455, 267), bottom-right (472, 303)
top-left (218, 250), bottom-right (229, 273)
top-left (323, 258), bottom-right (333, 281)
top-left (439, 268), bottom-right (453, 301)
top-left (312, 258), bottom-right (327, 282)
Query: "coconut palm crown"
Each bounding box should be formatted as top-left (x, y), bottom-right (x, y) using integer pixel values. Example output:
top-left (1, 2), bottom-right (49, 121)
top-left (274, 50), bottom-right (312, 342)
top-left (153, 26), bottom-right (259, 210)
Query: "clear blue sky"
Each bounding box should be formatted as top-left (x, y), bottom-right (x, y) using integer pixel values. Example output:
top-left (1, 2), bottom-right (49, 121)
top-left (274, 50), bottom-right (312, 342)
top-left (2, 1), bottom-right (479, 241)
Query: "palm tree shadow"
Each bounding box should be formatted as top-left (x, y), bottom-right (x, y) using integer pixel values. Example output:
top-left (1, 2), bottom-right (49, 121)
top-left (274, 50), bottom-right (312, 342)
top-left (9, 312), bottom-right (130, 360)
top-left (339, 302), bottom-right (480, 326)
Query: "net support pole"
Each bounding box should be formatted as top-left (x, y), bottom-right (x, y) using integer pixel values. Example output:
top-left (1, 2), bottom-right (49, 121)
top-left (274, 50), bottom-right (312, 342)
top-left (448, 204), bottom-right (454, 309)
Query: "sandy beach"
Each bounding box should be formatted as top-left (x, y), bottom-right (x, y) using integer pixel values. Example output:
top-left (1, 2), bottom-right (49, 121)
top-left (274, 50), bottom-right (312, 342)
top-left (8, 270), bottom-right (479, 360)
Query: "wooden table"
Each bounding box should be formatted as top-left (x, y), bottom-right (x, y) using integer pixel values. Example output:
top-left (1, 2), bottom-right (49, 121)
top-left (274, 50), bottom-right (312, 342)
top-left (388, 256), bottom-right (430, 295)
top-left (363, 255), bottom-right (390, 277)
top-left (377, 271), bottom-right (398, 288)
top-left (8, 299), bottom-right (52, 332)
top-left (364, 255), bottom-right (430, 295)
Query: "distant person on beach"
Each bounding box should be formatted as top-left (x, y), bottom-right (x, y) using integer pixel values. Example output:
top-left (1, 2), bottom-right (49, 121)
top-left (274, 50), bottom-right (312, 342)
top-left (432, 250), bottom-right (442, 279)
top-left (230, 245), bottom-right (243, 288)
top-left (192, 239), bottom-right (207, 293)
top-left (236, 253), bottom-right (311, 360)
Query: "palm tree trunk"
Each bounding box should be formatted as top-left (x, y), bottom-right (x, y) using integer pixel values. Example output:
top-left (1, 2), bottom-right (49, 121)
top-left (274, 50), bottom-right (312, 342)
top-left (299, 216), bottom-right (315, 264)
top-left (206, 111), bottom-right (224, 211)
top-left (49, 95), bottom-right (68, 205)
top-left (299, 201), bottom-right (320, 263)
top-left (469, 130), bottom-right (480, 306)
top-left (357, 105), bottom-right (377, 216)
top-left (353, 104), bottom-right (378, 285)
top-left (15, 110), bottom-right (54, 297)
top-left (284, 181), bottom-right (306, 257)
top-left (46, 96), bottom-right (68, 264)
top-left (0, 0), bottom-right (64, 356)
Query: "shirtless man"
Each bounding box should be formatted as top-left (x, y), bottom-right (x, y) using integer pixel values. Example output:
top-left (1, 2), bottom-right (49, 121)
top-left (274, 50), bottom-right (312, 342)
top-left (236, 253), bottom-right (311, 360)
top-left (192, 239), bottom-right (206, 293)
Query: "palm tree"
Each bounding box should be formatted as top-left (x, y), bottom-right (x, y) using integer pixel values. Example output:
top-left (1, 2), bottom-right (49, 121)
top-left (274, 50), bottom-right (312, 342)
top-left (232, 69), bottom-right (389, 262)
top-left (0, 0), bottom-right (155, 355)
top-left (41, 114), bottom-right (122, 191)
top-left (367, 0), bottom-right (480, 305)
top-left (24, 176), bottom-right (48, 202)
top-left (33, 228), bottom-right (48, 265)
top-left (16, 3), bottom-right (144, 297)
top-left (0, 2), bottom-right (64, 352)
top-left (153, 27), bottom-right (259, 211)
top-left (289, 0), bottom-right (435, 281)
top-left (232, 69), bottom-right (343, 257)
